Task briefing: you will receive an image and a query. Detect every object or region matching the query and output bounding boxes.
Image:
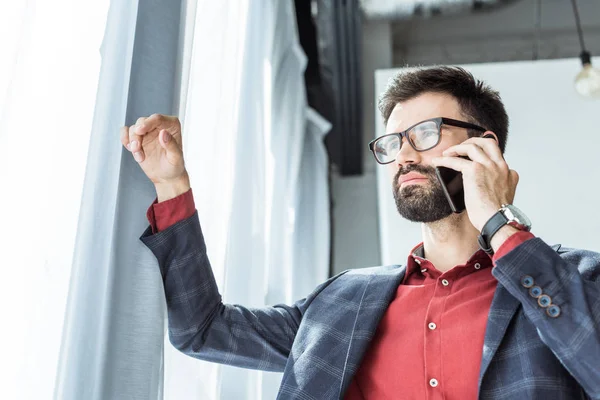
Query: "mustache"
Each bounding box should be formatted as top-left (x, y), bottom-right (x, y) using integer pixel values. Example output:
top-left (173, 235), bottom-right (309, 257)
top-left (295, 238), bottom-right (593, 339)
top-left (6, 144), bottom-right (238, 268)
top-left (394, 164), bottom-right (436, 183)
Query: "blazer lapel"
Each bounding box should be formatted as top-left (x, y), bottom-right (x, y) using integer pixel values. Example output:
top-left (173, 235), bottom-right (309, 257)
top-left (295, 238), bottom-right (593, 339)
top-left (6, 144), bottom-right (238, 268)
top-left (478, 283), bottom-right (520, 386)
top-left (339, 265), bottom-right (406, 396)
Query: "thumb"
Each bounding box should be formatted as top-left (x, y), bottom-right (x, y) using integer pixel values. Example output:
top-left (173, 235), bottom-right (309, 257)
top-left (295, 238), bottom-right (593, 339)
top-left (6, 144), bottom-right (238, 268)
top-left (159, 129), bottom-right (178, 152)
top-left (159, 129), bottom-right (183, 164)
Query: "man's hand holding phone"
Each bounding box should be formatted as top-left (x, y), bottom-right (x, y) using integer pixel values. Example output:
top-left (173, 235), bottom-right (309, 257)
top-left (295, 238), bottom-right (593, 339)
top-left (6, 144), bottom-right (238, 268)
top-left (432, 133), bottom-right (519, 232)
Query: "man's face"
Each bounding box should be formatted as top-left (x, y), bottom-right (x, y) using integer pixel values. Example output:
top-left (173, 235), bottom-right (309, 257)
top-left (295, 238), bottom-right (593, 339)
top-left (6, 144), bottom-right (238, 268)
top-left (385, 92), bottom-right (471, 223)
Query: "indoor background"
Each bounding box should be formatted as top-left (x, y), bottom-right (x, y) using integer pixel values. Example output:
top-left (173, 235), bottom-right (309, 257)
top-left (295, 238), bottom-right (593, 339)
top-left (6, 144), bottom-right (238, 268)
top-left (0, 0), bottom-right (598, 399)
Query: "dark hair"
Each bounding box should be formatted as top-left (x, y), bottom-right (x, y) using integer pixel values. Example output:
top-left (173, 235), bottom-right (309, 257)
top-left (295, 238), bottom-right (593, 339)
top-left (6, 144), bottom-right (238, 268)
top-left (378, 66), bottom-right (509, 153)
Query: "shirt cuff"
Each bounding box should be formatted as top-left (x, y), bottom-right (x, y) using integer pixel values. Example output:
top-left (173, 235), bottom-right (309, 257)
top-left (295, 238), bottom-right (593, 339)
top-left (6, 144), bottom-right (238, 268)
top-left (146, 188), bottom-right (196, 234)
top-left (492, 231), bottom-right (536, 263)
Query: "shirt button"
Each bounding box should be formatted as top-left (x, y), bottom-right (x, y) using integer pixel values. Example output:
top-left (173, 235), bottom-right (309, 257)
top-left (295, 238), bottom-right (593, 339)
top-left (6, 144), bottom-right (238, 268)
top-left (415, 259), bottom-right (421, 265)
top-left (428, 322), bottom-right (437, 330)
top-left (421, 268), bottom-right (428, 273)
top-left (441, 279), bottom-right (450, 286)
top-left (429, 378), bottom-right (438, 387)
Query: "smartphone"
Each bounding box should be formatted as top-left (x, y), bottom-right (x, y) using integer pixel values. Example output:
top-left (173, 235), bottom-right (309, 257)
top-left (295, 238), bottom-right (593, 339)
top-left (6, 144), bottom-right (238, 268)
top-left (435, 134), bottom-right (495, 213)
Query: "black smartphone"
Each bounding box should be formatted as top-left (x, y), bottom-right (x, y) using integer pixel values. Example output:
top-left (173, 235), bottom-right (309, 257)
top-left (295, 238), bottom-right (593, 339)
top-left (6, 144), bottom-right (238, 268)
top-left (435, 134), bottom-right (495, 213)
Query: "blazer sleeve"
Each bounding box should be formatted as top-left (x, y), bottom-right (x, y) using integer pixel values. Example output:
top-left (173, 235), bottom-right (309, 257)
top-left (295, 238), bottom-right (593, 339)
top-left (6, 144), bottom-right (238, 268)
top-left (140, 211), bottom-right (344, 373)
top-left (492, 237), bottom-right (600, 399)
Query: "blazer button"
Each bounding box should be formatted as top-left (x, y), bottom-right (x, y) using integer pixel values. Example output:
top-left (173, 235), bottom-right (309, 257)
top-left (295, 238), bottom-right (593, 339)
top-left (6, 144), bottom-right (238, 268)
top-left (521, 275), bottom-right (534, 288)
top-left (538, 294), bottom-right (551, 307)
top-left (529, 286), bottom-right (542, 298)
top-left (547, 304), bottom-right (561, 318)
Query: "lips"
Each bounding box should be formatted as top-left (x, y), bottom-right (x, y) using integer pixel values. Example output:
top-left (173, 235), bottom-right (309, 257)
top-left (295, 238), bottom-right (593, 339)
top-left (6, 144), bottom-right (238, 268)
top-left (399, 172), bottom-right (428, 185)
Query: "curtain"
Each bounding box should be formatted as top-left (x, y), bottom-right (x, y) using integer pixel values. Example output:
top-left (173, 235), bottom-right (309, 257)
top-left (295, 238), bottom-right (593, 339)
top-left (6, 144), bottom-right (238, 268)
top-left (0, 1), bottom-right (110, 399)
top-left (1, 0), bottom-right (330, 398)
top-left (53, 0), bottom-right (184, 399)
top-left (170, 1), bottom-right (331, 398)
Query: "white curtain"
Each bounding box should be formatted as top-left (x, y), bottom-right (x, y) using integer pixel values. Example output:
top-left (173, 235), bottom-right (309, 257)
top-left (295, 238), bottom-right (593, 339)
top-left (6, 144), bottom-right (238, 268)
top-left (169, 1), bottom-right (331, 399)
top-left (0, 0), bottom-right (330, 398)
top-left (0, 1), bottom-right (110, 399)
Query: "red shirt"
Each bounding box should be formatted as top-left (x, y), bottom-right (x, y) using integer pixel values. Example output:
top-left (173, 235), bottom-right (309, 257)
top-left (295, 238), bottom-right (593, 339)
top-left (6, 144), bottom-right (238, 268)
top-left (147, 189), bottom-right (534, 399)
top-left (345, 232), bottom-right (533, 400)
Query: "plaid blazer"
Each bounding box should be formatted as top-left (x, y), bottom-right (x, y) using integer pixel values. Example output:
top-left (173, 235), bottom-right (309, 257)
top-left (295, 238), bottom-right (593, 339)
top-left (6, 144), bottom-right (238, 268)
top-left (140, 212), bottom-right (600, 399)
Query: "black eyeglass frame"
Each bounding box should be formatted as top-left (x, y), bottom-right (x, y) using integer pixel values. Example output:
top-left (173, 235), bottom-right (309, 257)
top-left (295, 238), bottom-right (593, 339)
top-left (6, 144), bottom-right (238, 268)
top-left (369, 117), bottom-right (487, 165)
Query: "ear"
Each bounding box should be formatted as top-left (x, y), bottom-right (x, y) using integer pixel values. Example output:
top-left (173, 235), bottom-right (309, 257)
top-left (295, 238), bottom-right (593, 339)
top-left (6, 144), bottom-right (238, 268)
top-left (481, 130), bottom-right (499, 143)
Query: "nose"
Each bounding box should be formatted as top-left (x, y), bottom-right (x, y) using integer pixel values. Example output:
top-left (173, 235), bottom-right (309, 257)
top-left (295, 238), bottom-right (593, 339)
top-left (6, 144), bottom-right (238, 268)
top-left (395, 136), bottom-right (422, 167)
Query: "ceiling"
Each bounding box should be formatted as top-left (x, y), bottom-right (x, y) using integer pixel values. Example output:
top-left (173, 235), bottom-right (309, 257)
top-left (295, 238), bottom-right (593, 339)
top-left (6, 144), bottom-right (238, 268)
top-left (390, 0), bottom-right (600, 65)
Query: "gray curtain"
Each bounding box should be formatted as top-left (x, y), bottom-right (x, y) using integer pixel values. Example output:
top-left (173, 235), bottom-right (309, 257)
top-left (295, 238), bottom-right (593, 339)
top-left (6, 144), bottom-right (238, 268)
top-left (54, 0), bottom-right (183, 398)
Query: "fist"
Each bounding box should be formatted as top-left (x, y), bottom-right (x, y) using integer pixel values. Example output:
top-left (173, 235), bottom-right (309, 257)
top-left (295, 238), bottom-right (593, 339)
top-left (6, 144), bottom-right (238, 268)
top-left (121, 114), bottom-right (187, 186)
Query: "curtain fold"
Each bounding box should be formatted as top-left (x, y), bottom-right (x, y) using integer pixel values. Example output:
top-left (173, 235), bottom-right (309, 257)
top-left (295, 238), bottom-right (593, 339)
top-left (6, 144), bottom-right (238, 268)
top-left (217, 2), bottom-right (331, 399)
top-left (172, 1), bottom-right (331, 399)
top-left (54, 0), bottom-right (183, 399)
top-left (50, 0), bottom-right (330, 399)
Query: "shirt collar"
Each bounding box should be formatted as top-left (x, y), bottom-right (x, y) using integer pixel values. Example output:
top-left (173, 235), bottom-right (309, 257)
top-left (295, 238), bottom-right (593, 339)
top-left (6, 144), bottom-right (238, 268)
top-left (405, 242), bottom-right (493, 279)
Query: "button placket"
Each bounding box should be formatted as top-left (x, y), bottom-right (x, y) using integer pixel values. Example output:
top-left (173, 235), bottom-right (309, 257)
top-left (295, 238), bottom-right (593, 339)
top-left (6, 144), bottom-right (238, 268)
top-left (425, 275), bottom-right (447, 397)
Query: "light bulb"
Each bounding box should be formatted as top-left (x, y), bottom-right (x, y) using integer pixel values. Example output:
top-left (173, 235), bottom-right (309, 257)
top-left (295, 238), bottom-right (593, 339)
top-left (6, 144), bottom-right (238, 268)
top-left (574, 52), bottom-right (600, 98)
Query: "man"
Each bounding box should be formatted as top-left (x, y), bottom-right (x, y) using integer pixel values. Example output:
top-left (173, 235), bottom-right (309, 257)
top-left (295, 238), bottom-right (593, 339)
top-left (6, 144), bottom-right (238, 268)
top-left (122, 66), bottom-right (600, 399)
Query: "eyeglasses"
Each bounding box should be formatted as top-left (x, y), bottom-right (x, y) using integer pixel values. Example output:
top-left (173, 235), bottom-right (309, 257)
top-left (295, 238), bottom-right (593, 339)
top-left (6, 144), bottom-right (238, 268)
top-left (369, 117), bottom-right (487, 165)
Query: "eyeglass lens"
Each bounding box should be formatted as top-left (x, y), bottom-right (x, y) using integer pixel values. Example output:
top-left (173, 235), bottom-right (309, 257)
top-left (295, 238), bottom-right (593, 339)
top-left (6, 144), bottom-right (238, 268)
top-left (374, 120), bottom-right (440, 163)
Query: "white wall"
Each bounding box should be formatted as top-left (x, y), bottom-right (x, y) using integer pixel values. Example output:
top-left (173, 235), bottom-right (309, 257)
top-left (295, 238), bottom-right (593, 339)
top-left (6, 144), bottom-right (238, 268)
top-left (376, 58), bottom-right (600, 265)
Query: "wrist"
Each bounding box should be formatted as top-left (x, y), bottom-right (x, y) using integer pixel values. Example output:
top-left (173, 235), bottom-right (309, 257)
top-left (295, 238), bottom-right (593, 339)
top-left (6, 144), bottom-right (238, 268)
top-left (476, 204), bottom-right (503, 233)
top-left (490, 225), bottom-right (520, 253)
top-left (155, 173), bottom-right (191, 203)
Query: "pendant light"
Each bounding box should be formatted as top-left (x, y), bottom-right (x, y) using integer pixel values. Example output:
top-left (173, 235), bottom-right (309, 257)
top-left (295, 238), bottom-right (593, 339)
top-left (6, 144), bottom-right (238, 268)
top-left (570, 0), bottom-right (600, 98)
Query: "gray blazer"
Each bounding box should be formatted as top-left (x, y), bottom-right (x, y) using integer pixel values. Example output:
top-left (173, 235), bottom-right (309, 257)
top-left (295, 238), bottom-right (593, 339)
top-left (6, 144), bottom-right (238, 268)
top-left (140, 212), bottom-right (600, 399)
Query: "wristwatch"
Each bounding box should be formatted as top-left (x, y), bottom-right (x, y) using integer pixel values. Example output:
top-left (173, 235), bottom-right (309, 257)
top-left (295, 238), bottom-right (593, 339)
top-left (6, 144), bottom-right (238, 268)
top-left (478, 204), bottom-right (532, 255)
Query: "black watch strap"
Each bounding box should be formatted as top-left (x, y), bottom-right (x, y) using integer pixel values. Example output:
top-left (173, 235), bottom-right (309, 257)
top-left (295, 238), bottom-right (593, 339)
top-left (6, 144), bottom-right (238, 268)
top-left (478, 211), bottom-right (508, 255)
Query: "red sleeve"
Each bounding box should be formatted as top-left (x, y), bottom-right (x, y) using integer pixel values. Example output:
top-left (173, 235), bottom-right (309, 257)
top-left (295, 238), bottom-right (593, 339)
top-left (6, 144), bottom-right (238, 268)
top-left (492, 231), bottom-right (535, 263)
top-left (146, 188), bottom-right (196, 234)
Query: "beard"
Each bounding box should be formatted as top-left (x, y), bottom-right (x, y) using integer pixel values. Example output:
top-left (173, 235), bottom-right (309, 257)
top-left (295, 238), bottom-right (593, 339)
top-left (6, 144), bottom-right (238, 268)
top-left (392, 164), bottom-right (456, 223)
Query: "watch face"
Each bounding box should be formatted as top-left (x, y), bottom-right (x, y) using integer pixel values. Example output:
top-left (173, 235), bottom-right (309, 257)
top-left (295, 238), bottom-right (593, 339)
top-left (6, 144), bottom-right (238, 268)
top-left (504, 204), bottom-right (532, 231)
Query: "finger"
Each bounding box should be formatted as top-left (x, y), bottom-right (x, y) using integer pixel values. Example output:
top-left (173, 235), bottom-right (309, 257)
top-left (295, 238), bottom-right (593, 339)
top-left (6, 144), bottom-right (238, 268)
top-left (128, 125), bottom-right (144, 163)
top-left (129, 121), bottom-right (145, 153)
top-left (136, 114), bottom-right (180, 137)
top-left (431, 155), bottom-right (471, 172)
top-left (160, 129), bottom-right (172, 148)
top-left (120, 126), bottom-right (131, 151)
top-left (460, 134), bottom-right (504, 164)
top-left (159, 129), bottom-right (182, 160)
top-left (442, 143), bottom-right (492, 166)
